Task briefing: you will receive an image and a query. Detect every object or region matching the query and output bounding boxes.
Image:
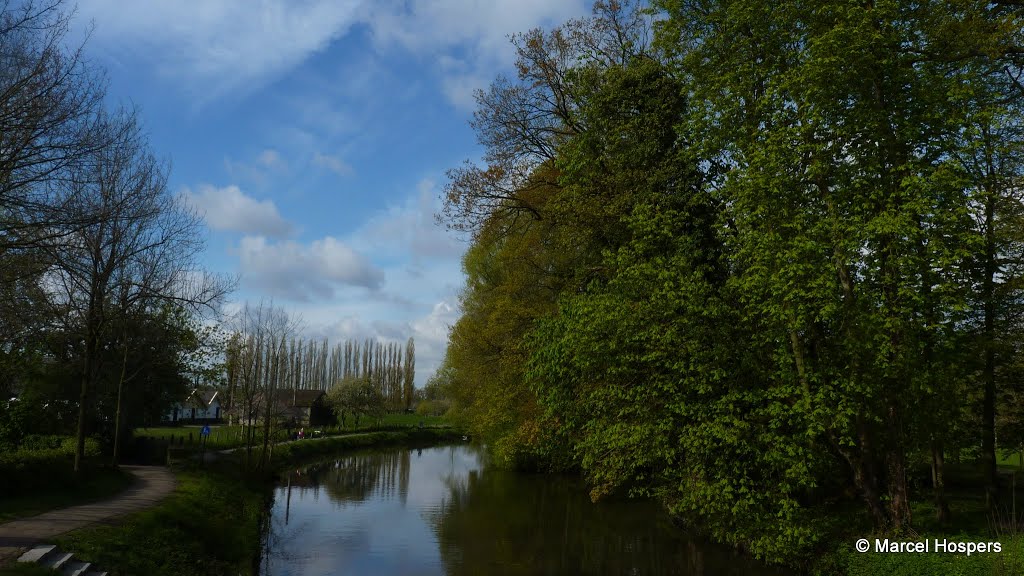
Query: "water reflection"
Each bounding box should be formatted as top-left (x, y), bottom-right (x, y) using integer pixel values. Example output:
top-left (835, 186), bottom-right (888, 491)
top-left (260, 445), bottom-right (786, 576)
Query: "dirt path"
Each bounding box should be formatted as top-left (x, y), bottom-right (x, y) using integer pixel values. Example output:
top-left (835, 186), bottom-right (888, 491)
top-left (0, 465), bottom-right (175, 564)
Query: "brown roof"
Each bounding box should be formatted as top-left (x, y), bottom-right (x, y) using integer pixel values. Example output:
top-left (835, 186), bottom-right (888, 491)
top-left (280, 389), bottom-right (325, 408)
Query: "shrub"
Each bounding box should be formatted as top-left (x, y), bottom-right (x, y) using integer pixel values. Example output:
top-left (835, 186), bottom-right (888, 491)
top-left (0, 437), bottom-right (102, 495)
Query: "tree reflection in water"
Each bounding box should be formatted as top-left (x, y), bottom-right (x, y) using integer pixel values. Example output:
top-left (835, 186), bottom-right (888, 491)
top-left (424, 445), bottom-right (781, 576)
top-left (260, 446), bottom-right (786, 576)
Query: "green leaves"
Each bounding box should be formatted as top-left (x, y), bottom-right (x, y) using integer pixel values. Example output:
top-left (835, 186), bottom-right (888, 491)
top-left (440, 0), bottom-right (1024, 566)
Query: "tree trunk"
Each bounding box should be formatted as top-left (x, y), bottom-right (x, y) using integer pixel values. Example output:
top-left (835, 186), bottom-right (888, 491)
top-left (111, 325), bottom-right (131, 467)
top-left (74, 371), bottom-right (89, 474)
top-left (931, 437), bottom-right (950, 523)
top-left (886, 407), bottom-right (911, 530)
top-left (983, 192), bottom-right (998, 509)
top-left (74, 323), bottom-right (98, 474)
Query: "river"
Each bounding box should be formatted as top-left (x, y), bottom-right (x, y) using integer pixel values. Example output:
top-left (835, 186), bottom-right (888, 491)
top-left (258, 444), bottom-right (787, 575)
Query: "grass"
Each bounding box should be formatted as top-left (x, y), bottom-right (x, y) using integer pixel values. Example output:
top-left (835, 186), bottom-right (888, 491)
top-left (135, 413), bottom-right (449, 451)
top-left (55, 463), bottom-right (267, 576)
top-left (269, 427), bottom-right (463, 466)
top-left (0, 564), bottom-right (62, 575)
top-left (814, 462), bottom-right (1024, 575)
top-left (997, 451), bottom-right (1024, 470)
top-left (0, 465), bottom-right (134, 523)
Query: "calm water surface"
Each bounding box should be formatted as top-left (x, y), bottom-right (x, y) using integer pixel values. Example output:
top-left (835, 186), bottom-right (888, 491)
top-left (259, 444), bottom-right (788, 576)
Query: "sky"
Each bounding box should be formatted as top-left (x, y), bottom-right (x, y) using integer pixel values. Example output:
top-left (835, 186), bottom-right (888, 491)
top-left (67, 0), bottom-right (593, 386)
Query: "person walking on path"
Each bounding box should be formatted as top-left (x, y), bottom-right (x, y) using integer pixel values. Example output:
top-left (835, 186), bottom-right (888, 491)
top-left (0, 465), bottom-right (175, 565)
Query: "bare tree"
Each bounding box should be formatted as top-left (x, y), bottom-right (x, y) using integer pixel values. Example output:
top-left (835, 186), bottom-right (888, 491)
top-left (226, 300), bottom-right (301, 469)
top-left (44, 108), bottom-right (232, 472)
top-left (0, 0), bottom-right (113, 251)
top-left (403, 337), bottom-right (415, 411)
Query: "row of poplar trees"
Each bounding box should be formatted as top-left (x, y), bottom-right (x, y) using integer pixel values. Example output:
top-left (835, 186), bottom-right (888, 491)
top-left (223, 302), bottom-right (416, 464)
top-left (436, 0), bottom-right (1024, 565)
top-left (222, 302), bottom-right (416, 470)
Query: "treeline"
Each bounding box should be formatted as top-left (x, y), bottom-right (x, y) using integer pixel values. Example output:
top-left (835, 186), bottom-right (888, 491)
top-left (0, 1), bottom-right (230, 470)
top-left (223, 301), bottom-right (416, 468)
top-left (436, 0), bottom-right (1024, 564)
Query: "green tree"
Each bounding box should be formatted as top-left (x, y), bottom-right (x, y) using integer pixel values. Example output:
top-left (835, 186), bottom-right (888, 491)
top-left (327, 374), bottom-right (383, 429)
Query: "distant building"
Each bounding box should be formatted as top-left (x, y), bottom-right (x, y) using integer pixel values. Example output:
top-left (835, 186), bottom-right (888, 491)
top-left (223, 388), bottom-right (331, 427)
top-left (164, 389), bottom-right (222, 424)
top-left (280, 389), bottom-right (330, 426)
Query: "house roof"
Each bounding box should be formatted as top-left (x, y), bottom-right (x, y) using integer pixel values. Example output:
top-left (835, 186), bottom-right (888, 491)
top-left (282, 389), bottom-right (325, 408)
top-left (185, 389), bottom-right (218, 408)
top-left (219, 388), bottom-right (325, 416)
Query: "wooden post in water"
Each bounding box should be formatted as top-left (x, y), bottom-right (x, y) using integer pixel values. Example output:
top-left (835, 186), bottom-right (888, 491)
top-left (285, 472), bottom-right (292, 525)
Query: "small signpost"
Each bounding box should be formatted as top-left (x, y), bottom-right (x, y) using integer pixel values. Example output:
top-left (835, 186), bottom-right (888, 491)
top-left (200, 425), bottom-right (210, 464)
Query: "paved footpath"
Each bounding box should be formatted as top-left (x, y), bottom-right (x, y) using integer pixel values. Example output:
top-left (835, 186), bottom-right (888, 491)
top-left (0, 465), bottom-right (176, 564)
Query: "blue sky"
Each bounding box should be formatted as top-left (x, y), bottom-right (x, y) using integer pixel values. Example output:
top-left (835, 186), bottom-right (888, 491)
top-left (67, 0), bottom-right (592, 386)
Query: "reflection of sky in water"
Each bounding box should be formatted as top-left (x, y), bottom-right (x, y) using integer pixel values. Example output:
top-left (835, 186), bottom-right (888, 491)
top-left (262, 446), bottom-right (482, 576)
top-left (261, 445), bottom-right (788, 576)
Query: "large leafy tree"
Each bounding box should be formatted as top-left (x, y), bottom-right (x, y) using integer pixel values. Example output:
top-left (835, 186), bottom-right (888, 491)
top-left (440, 0), bottom-right (1024, 564)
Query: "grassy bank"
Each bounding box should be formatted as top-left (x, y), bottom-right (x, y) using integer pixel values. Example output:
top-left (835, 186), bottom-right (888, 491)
top-left (50, 427), bottom-right (462, 576)
top-left (0, 435), bottom-right (133, 523)
top-left (813, 463), bottom-right (1024, 575)
top-left (0, 564), bottom-right (63, 575)
top-left (135, 414), bottom-right (449, 452)
top-left (270, 427), bottom-right (464, 466)
top-left (0, 465), bottom-right (133, 523)
top-left (54, 463), bottom-right (266, 576)
top-left (827, 535), bottom-right (1024, 576)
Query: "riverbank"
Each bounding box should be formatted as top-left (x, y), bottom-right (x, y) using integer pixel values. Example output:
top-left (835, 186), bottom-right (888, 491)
top-left (0, 466), bottom-right (174, 566)
top-left (44, 427), bottom-right (462, 576)
top-left (0, 466), bottom-right (133, 525)
top-left (806, 462), bottom-right (1024, 575)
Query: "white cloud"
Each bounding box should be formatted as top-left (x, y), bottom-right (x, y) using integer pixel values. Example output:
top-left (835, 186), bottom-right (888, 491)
top-left (237, 235), bottom-right (384, 300)
top-left (182, 184), bottom-right (294, 238)
top-left (77, 0), bottom-right (588, 108)
top-left (225, 149), bottom-right (288, 185)
top-left (350, 178), bottom-right (463, 261)
top-left (258, 149), bottom-right (286, 170)
top-left (410, 300), bottom-right (459, 384)
top-left (312, 152), bottom-right (353, 177)
top-left (76, 0), bottom-right (363, 99)
top-left (360, 0), bottom-right (589, 109)
top-left (440, 73), bottom-right (491, 113)
top-left (279, 296), bottom-right (458, 387)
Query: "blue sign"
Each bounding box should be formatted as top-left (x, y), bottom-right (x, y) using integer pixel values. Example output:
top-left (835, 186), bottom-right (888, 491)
top-left (200, 425), bottom-right (211, 437)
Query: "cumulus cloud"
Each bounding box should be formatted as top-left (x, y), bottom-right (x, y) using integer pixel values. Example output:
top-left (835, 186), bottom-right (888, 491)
top-left (237, 235), bottom-right (384, 301)
top-left (350, 178), bottom-right (463, 261)
top-left (312, 152), bottom-right (353, 176)
top-left (182, 184), bottom-right (294, 238)
top-left (410, 300), bottom-right (459, 384)
top-left (286, 297), bottom-right (458, 386)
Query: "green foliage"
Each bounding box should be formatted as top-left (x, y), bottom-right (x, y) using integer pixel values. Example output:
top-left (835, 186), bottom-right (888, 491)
top-left (823, 535), bottom-right (1024, 576)
top-left (437, 0), bottom-right (1024, 568)
top-left (0, 437), bottom-right (103, 495)
top-left (327, 374), bottom-right (385, 427)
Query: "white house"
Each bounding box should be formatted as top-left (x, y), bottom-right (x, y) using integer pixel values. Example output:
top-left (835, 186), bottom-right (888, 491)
top-left (164, 389), bottom-right (221, 423)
